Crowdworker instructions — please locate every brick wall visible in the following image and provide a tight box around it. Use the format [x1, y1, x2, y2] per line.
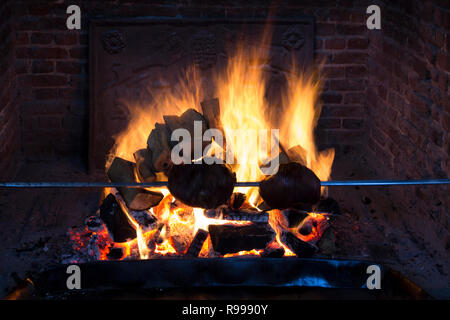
[366, 1, 449, 245]
[8, 0, 370, 162]
[0, 2, 21, 180]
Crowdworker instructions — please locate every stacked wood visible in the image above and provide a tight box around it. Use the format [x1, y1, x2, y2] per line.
[280, 231, 318, 258]
[208, 223, 275, 255]
[200, 98, 222, 131]
[164, 108, 208, 156]
[133, 149, 156, 182]
[185, 229, 209, 257]
[259, 162, 321, 209]
[99, 193, 136, 243]
[168, 158, 236, 208]
[147, 123, 172, 174]
[107, 157, 163, 210]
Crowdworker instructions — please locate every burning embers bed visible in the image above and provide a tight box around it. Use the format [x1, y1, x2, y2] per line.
[68, 186, 335, 262]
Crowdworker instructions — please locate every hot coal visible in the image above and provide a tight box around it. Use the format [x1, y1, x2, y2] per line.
[168, 159, 236, 209]
[208, 223, 275, 255]
[259, 162, 321, 209]
[99, 194, 136, 243]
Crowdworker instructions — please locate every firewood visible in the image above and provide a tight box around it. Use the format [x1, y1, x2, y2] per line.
[164, 108, 208, 155]
[285, 145, 308, 165]
[167, 158, 236, 208]
[107, 157, 163, 210]
[259, 162, 321, 209]
[228, 192, 246, 210]
[222, 208, 269, 223]
[280, 231, 317, 258]
[297, 215, 317, 236]
[99, 193, 136, 243]
[133, 149, 156, 182]
[280, 208, 309, 228]
[147, 123, 172, 173]
[261, 245, 285, 258]
[185, 229, 209, 257]
[208, 223, 275, 255]
[107, 247, 125, 260]
[200, 98, 222, 131]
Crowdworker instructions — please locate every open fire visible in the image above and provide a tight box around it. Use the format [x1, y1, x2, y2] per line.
[68, 26, 336, 263]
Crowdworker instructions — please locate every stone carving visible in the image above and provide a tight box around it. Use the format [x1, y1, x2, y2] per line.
[102, 30, 127, 54]
[192, 31, 217, 69]
[282, 27, 305, 50]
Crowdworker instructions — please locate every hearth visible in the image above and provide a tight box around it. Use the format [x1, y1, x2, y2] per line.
[1, 1, 449, 300]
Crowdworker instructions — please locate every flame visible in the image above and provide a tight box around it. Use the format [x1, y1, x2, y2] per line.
[79, 24, 336, 261]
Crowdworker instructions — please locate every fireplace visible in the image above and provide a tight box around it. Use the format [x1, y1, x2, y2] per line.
[0, 1, 449, 300]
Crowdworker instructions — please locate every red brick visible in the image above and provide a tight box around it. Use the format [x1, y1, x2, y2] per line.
[436, 51, 449, 72]
[333, 52, 367, 64]
[344, 92, 365, 104]
[34, 88, 58, 100]
[345, 65, 366, 77]
[55, 33, 78, 46]
[321, 92, 343, 104]
[15, 33, 29, 45]
[336, 24, 366, 36]
[32, 60, 54, 73]
[16, 47, 67, 59]
[325, 39, 346, 49]
[347, 38, 368, 49]
[342, 118, 363, 129]
[30, 75, 68, 87]
[56, 61, 83, 74]
[30, 32, 53, 44]
[316, 23, 335, 36]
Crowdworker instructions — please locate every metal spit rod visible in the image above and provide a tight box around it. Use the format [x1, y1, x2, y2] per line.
[0, 179, 448, 188]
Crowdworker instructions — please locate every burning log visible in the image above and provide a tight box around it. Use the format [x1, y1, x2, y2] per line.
[99, 193, 136, 243]
[259, 162, 321, 209]
[107, 157, 163, 210]
[164, 108, 208, 154]
[280, 231, 318, 258]
[280, 208, 309, 228]
[167, 159, 236, 209]
[229, 192, 246, 210]
[185, 229, 209, 257]
[285, 145, 308, 165]
[208, 223, 275, 255]
[261, 245, 285, 258]
[200, 98, 222, 131]
[133, 149, 156, 182]
[147, 123, 172, 173]
[222, 208, 269, 223]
